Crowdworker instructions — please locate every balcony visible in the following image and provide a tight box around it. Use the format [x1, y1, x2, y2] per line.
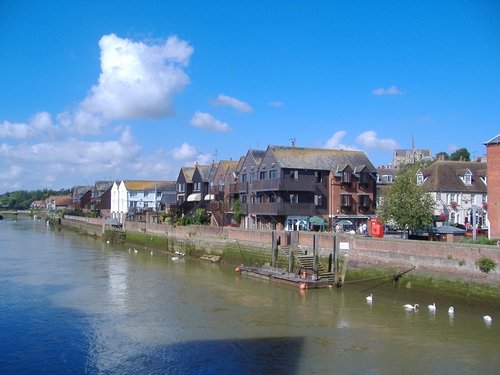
[249, 177, 317, 192]
[247, 202, 316, 216]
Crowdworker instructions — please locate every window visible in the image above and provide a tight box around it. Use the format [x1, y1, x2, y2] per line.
[315, 171, 323, 183]
[314, 194, 323, 206]
[290, 170, 299, 180]
[241, 174, 247, 182]
[269, 194, 276, 203]
[259, 171, 267, 180]
[341, 171, 351, 184]
[269, 170, 278, 179]
[194, 182, 201, 191]
[359, 195, 370, 208]
[416, 172, 424, 185]
[177, 183, 184, 192]
[448, 194, 456, 204]
[241, 195, 247, 203]
[130, 191, 137, 197]
[341, 194, 352, 207]
[359, 172, 370, 185]
[250, 172, 255, 182]
[290, 194, 298, 203]
[144, 191, 150, 197]
[463, 171, 472, 185]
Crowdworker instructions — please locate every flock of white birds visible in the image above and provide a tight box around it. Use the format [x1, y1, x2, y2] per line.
[365, 293, 493, 324]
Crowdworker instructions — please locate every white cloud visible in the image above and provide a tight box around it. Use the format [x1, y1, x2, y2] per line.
[0, 121, 30, 139]
[269, 101, 284, 108]
[171, 142, 197, 161]
[189, 112, 231, 132]
[356, 131, 398, 151]
[0, 111, 58, 139]
[81, 33, 193, 121]
[324, 131, 358, 150]
[0, 165, 23, 179]
[212, 94, 252, 113]
[372, 85, 403, 96]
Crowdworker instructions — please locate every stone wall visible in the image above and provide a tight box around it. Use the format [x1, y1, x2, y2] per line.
[64, 217, 500, 283]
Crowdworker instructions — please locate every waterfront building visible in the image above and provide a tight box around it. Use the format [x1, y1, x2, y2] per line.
[485, 134, 500, 238]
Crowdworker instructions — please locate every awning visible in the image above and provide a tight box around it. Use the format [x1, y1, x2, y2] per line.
[204, 194, 215, 201]
[187, 193, 201, 202]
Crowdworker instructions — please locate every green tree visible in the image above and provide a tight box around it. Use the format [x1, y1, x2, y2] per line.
[435, 151, 449, 160]
[378, 166, 435, 235]
[231, 199, 243, 223]
[450, 148, 470, 161]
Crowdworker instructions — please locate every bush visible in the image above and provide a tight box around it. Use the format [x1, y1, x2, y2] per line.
[476, 256, 496, 273]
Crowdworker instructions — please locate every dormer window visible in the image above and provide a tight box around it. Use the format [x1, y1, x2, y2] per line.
[341, 171, 351, 184]
[416, 171, 424, 185]
[463, 171, 472, 185]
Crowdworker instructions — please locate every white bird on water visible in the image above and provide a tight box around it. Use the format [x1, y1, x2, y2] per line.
[366, 293, 373, 303]
[484, 315, 493, 323]
[448, 306, 454, 315]
[428, 303, 436, 312]
[404, 304, 419, 311]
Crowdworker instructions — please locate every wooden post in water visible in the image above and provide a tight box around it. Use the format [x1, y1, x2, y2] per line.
[312, 234, 318, 278]
[271, 231, 278, 267]
[288, 247, 294, 273]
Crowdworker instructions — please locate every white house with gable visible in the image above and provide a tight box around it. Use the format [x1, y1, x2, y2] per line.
[111, 180, 175, 223]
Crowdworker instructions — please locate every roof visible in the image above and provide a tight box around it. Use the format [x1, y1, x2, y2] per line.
[180, 167, 195, 183]
[268, 145, 377, 173]
[484, 133, 500, 145]
[195, 164, 214, 182]
[249, 149, 266, 164]
[436, 225, 466, 234]
[123, 180, 173, 191]
[420, 160, 487, 193]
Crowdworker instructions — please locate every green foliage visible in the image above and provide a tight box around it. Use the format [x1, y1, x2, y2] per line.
[378, 166, 435, 233]
[460, 237, 497, 246]
[476, 256, 496, 273]
[178, 208, 210, 226]
[0, 189, 70, 210]
[450, 148, 470, 161]
[231, 199, 243, 223]
[458, 259, 466, 267]
[435, 151, 449, 160]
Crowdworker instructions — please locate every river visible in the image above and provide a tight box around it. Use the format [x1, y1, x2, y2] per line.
[1, 217, 499, 374]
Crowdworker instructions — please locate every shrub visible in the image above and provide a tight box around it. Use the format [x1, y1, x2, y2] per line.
[476, 256, 496, 273]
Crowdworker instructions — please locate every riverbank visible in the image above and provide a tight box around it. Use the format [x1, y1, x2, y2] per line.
[59, 217, 500, 299]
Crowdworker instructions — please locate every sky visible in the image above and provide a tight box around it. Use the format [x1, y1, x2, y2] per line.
[1, 0, 500, 193]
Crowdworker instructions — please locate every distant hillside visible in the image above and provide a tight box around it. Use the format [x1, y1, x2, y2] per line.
[0, 189, 71, 210]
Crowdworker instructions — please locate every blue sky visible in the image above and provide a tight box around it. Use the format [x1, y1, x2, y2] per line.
[1, 0, 499, 193]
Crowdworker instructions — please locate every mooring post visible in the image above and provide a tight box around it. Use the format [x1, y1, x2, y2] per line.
[271, 230, 278, 267]
[288, 247, 294, 273]
[313, 234, 318, 277]
[332, 235, 338, 277]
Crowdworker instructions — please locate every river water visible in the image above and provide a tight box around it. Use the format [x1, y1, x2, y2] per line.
[1, 217, 499, 374]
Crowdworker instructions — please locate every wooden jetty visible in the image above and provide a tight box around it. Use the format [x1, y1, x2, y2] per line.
[236, 265, 332, 289]
[235, 231, 345, 289]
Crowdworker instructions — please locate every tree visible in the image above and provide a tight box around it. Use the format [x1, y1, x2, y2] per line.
[378, 166, 435, 234]
[450, 148, 470, 161]
[435, 151, 449, 160]
[231, 199, 243, 223]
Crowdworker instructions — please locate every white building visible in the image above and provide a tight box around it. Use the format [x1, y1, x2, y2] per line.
[110, 180, 174, 223]
[417, 161, 488, 228]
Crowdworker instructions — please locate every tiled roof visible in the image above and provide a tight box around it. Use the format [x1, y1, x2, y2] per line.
[123, 180, 172, 191]
[195, 164, 213, 181]
[180, 167, 195, 182]
[484, 133, 500, 145]
[250, 149, 266, 164]
[268, 146, 377, 172]
[420, 160, 487, 193]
